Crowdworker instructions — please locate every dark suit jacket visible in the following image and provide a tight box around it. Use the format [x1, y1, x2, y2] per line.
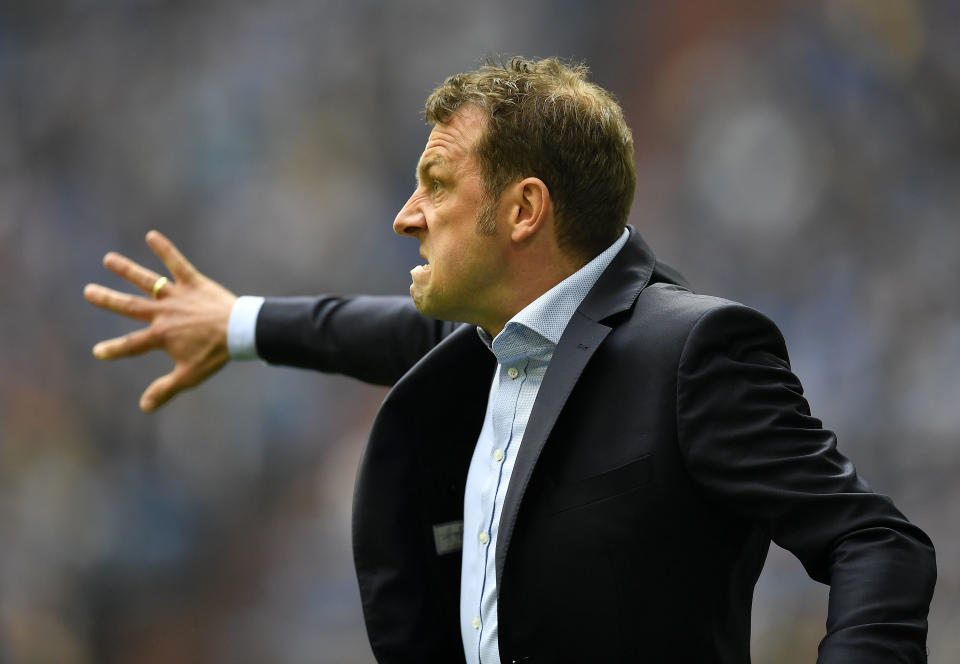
[254, 230, 935, 663]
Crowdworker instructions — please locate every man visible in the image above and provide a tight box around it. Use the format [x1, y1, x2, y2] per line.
[85, 57, 935, 663]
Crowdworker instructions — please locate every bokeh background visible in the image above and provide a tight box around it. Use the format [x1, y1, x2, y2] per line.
[1, 0, 957, 661]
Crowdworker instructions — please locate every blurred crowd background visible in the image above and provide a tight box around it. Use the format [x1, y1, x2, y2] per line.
[1, 0, 957, 662]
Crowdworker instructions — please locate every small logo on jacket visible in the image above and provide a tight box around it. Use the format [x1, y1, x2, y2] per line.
[432, 520, 464, 555]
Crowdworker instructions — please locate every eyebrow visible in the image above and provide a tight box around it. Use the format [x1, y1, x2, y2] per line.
[416, 156, 445, 187]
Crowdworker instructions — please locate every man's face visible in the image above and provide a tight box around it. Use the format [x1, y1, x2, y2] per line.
[393, 105, 507, 328]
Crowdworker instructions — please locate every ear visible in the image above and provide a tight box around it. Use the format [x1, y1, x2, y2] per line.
[506, 177, 552, 244]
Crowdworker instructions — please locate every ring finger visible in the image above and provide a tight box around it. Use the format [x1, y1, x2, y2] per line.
[103, 252, 170, 296]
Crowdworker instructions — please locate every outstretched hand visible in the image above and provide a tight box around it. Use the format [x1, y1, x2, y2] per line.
[84, 230, 238, 412]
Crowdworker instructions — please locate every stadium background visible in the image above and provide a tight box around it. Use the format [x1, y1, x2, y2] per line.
[1, 0, 957, 661]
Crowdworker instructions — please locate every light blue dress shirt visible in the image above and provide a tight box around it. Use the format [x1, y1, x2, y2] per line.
[460, 228, 629, 664]
[226, 228, 631, 664]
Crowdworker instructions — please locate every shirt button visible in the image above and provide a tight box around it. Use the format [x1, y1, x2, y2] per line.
[507, 367, 519, 379]
[472, 616, 481, 630]
[479, 532, 489, 545]
[493, 449, 504, 462]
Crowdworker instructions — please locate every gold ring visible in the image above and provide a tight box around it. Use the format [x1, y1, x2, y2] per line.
[151, 276, 169, 298]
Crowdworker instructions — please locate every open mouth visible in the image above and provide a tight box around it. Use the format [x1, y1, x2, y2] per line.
[410, 262, 432, 282]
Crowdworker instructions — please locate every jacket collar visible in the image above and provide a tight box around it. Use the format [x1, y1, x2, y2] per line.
[578, 225, 658, 323]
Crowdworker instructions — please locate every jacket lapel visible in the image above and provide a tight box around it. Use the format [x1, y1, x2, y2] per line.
[494, 228, 659, 585]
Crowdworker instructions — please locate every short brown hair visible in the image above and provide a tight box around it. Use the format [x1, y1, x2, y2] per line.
[425, 56, 636, 260]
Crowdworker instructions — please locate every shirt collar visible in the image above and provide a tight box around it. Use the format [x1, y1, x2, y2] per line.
[477, 227, 631, 349]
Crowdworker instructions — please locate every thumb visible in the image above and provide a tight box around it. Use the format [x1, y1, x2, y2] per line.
[140, 369, 184, 412]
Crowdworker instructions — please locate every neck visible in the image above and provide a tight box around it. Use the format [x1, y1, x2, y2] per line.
[478, 243, 585, 337]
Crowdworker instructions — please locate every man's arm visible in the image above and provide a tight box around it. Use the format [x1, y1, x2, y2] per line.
[255, 296, 458, 386]
[85, 231, 457, 409]
[675, 303, 936, 663]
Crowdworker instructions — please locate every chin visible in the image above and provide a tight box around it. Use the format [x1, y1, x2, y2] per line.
[410, 293, 426, 313]
[412, 297, 454, 323]
[410, 291, 435, 317]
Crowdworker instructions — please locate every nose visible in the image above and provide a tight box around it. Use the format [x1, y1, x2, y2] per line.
[393, 191, 426, 236]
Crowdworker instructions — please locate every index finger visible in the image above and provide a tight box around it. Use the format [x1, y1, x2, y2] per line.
[145, 230, 199, 284]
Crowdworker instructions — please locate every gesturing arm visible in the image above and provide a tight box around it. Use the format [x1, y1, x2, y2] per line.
[84, 230, 236, 412]
[85, 231, 458, 410]
[254, 295, 458, 386]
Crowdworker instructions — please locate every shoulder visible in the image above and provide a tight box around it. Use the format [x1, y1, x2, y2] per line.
[634, 282, 783, 339]
[613, 282, 789, 366]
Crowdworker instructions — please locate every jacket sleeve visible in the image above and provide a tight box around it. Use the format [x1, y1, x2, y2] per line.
[675, 303, 936, 663]
[254, 295, 459, 386]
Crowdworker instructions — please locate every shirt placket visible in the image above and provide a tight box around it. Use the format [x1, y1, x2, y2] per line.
[475, 354, 529, 663]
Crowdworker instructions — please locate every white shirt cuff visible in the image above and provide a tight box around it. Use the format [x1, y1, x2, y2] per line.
[227, 296, 265, 360]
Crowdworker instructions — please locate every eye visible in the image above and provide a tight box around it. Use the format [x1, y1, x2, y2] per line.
[432, 179, 441, 194]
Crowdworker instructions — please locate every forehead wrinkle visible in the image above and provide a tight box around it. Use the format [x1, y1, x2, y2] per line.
[415, 109, 486, 186]
[429, 120, 476, 155]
